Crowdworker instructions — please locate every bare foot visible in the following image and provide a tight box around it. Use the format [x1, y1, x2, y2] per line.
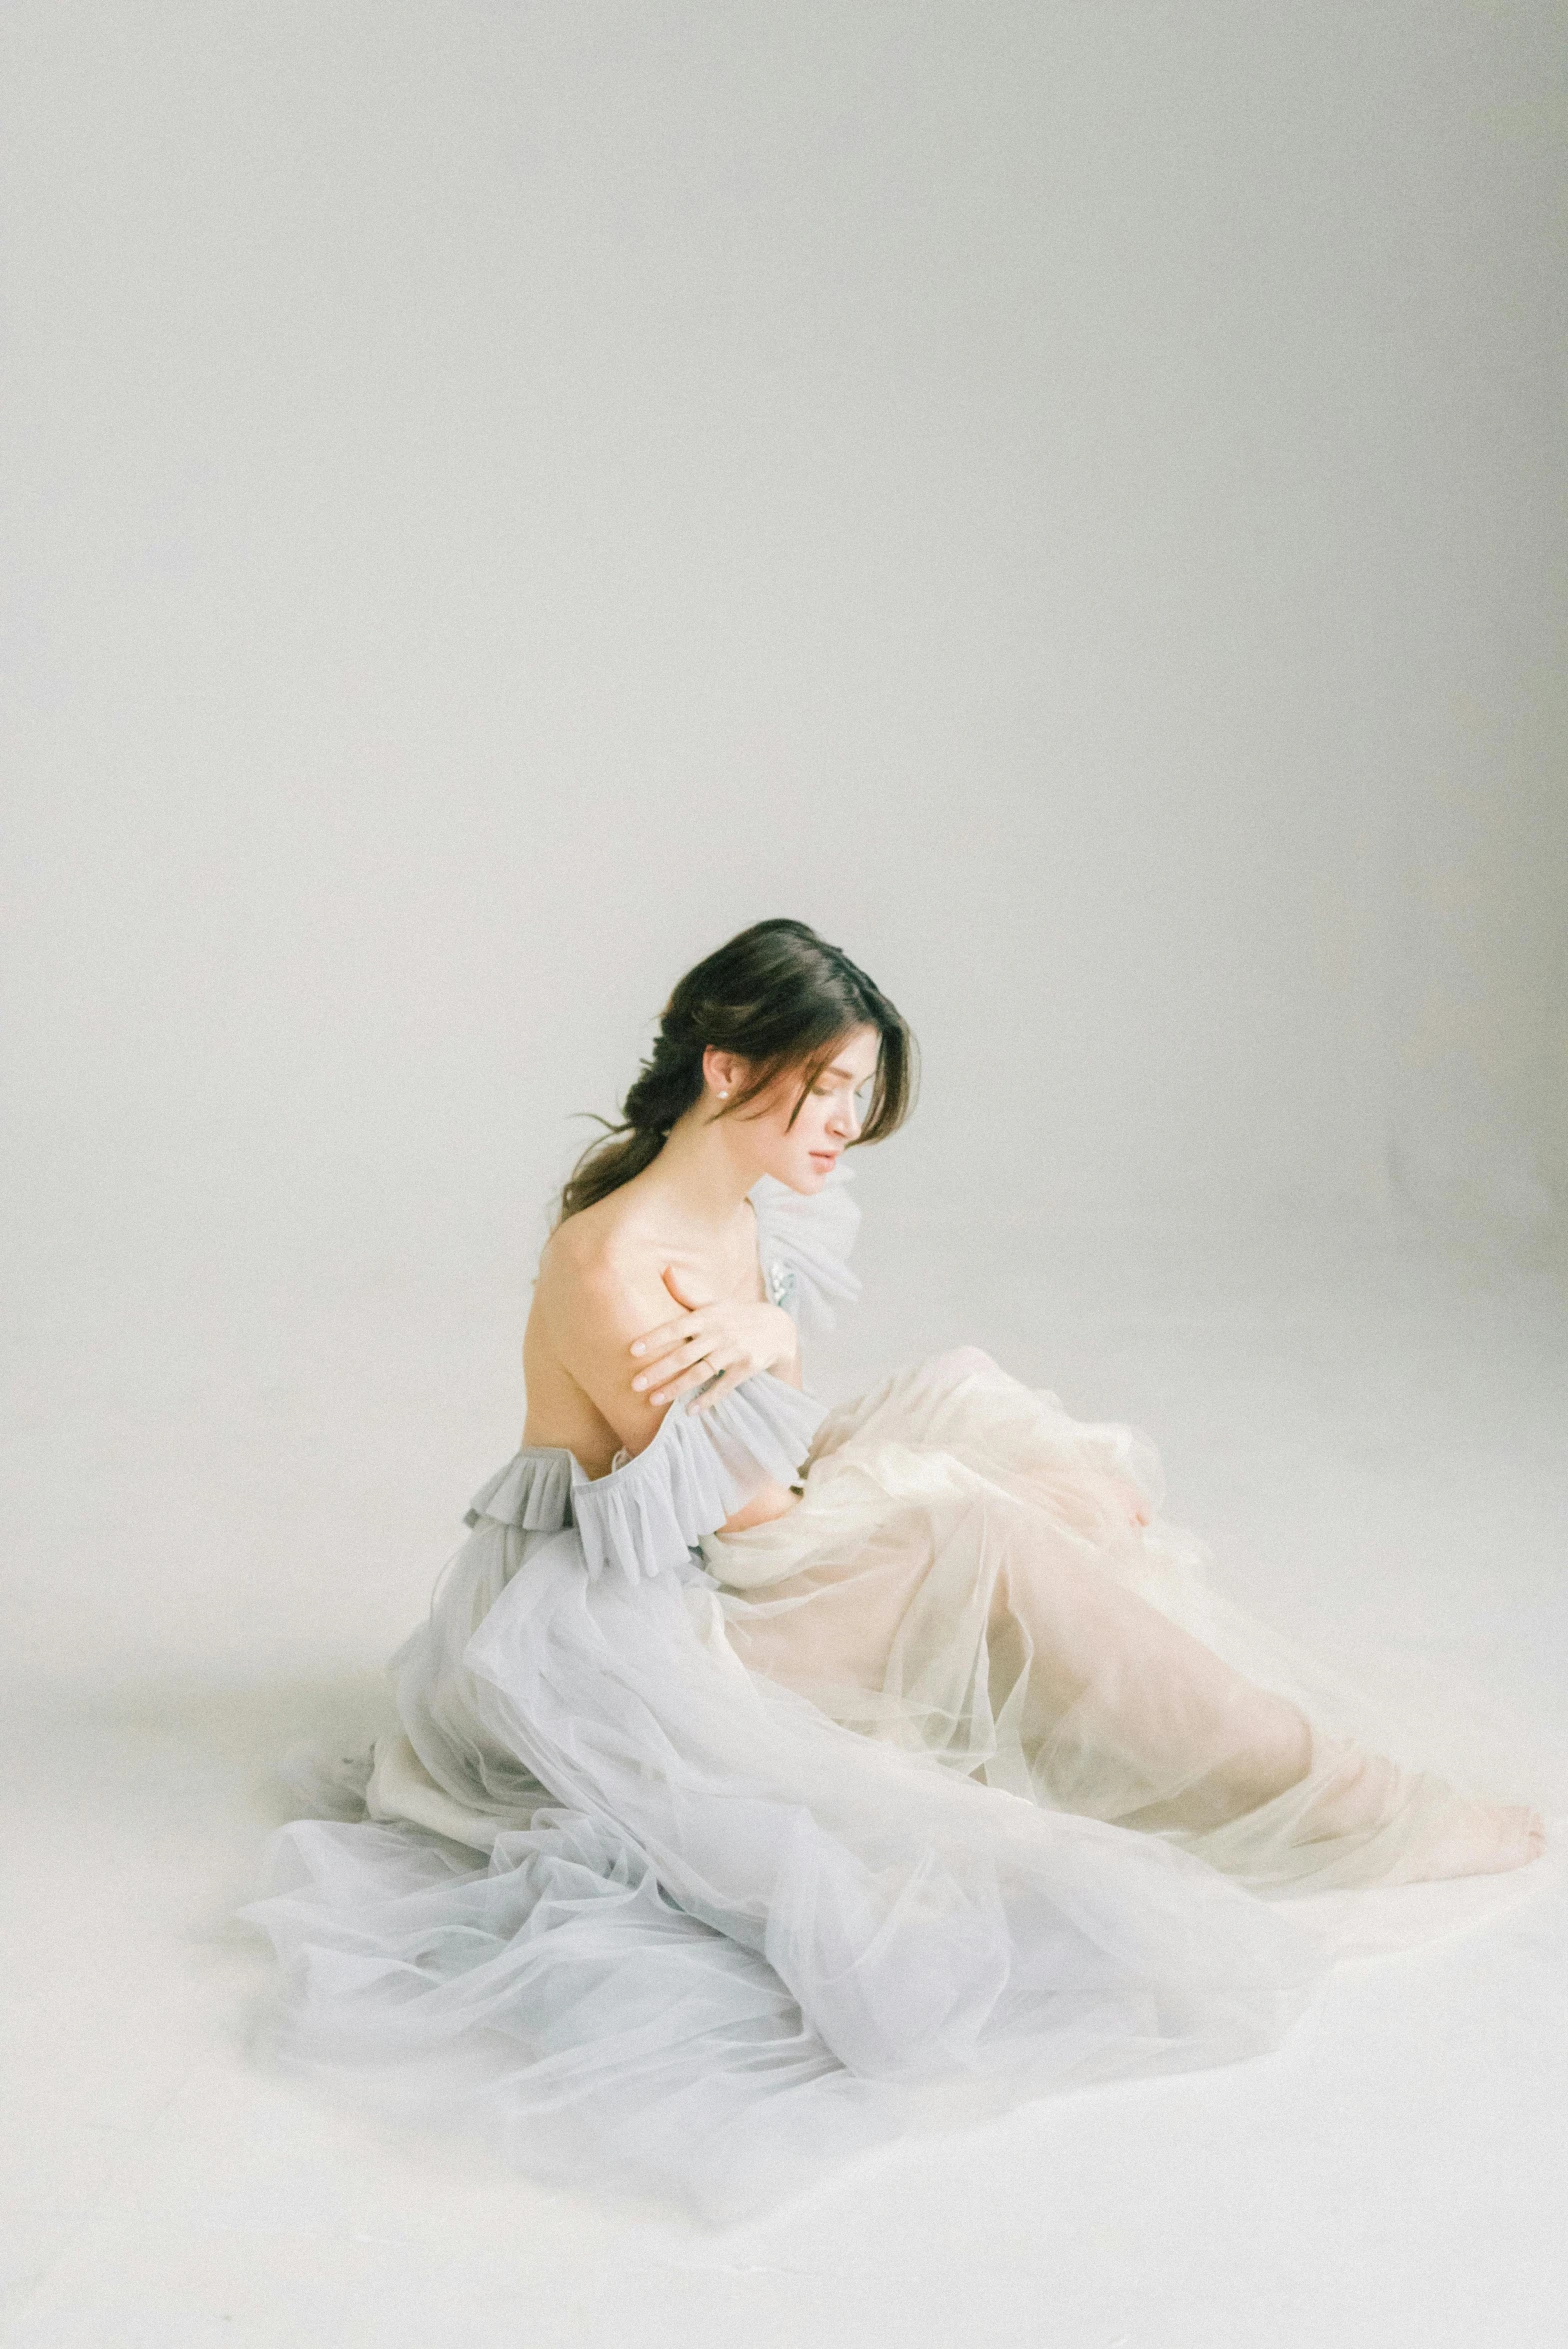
[1287, 1742, 1548, 1881]
[1415, 1799, 1547, 1881]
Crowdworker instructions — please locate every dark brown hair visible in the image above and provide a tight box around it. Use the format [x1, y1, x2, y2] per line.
[556, 918, 918, 1222]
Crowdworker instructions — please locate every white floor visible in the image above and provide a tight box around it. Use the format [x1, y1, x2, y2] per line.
[5, 1202, 1566, 2349]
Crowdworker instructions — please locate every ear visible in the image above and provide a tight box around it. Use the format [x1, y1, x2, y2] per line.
[701, 1045, 745, 1098]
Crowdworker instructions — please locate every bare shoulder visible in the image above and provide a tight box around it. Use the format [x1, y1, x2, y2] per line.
[525, 1193, 692, 1461]
[535, 1194, 669, 1335]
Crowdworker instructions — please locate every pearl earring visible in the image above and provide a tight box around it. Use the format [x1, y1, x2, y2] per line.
[717, 1088, 729, 1098]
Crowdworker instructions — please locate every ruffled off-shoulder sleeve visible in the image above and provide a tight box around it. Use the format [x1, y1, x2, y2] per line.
[463, 1373, 829, 1587]
[574, 1375, 826, 1584]
[463, 1448, 575, 1533]
[749, 1160, 862, 1335]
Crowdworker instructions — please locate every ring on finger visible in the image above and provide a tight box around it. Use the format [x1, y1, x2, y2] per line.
[654, 1353, 712, 1404]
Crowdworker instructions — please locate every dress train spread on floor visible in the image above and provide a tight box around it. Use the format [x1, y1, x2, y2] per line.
[242, 1167, 1553, 2218]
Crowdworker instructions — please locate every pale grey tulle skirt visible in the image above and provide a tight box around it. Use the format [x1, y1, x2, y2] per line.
[243, 1349, 1556, 2220]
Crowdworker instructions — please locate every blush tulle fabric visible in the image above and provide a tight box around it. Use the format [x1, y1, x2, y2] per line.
[243, 1171, 1556, 2219]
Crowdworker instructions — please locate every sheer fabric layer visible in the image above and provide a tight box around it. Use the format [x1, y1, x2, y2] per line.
[248, 1485, 1326, 2217]
[749, 1165, 862, 1333]
[463, 1374, 826, 1588]
[243, 1164, 1552, 2216]
[702, 1348, 1546, 1895]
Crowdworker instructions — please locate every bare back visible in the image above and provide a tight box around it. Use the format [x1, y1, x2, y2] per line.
[522, 1181, 788, 1496]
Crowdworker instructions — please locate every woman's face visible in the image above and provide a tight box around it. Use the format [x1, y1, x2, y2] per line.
[744, 1022, 881, 1193]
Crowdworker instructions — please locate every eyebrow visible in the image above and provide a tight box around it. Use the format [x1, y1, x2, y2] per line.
[823, 1064, 875, 1083]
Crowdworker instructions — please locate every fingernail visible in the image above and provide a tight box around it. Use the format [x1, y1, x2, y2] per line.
[632, 1377, 646, 1390]
[631, 1343, 644, 1356]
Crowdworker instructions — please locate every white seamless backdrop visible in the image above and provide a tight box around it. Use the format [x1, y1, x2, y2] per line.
[4, 15, 1568, 2343]
[2, 2, 1565, 1700]
[4, 2, 1565, 1268]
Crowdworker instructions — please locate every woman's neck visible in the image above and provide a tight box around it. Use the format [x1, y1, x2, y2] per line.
[632, 1105, 761, 1233]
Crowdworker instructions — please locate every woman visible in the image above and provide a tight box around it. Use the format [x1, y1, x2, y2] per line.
[246, 918, 1548, 2219]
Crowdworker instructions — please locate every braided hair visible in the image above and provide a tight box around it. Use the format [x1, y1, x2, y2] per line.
[556, 918, 917, 1222]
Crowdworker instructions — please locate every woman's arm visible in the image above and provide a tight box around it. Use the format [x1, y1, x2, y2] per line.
[532, 1233, 699, 1462]
[531, 1232, 807, 1533]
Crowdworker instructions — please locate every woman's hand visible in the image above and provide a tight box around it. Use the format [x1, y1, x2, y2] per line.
[629, 1264, 799, 1412]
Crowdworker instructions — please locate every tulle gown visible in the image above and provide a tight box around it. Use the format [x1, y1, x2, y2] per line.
[243, 1166, 1554, 2219]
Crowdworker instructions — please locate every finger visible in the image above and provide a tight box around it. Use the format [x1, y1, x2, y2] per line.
[689, 1364, 746, 1412]
[660, 1262, 714, 1310]
[647, 1350, 738, 1406]
[634, 1321, 709, 1363]
[632, 1332, 713, 1391]
[644, 1364, 709, 1405]
[630, 1314, 701, 1359]
[686, 1348, 748, 1409]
